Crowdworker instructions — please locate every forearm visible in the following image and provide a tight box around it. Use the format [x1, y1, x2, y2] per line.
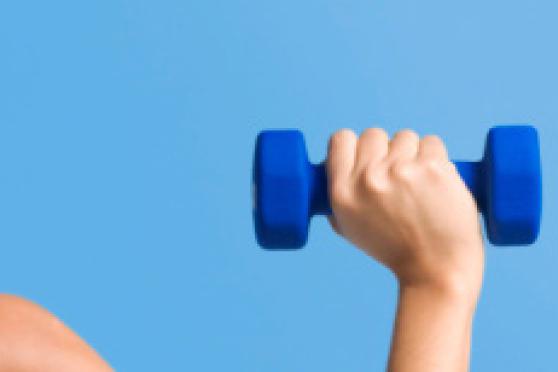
[387, 281, 477, 372]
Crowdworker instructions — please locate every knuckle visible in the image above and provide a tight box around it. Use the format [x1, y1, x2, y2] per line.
[395, 129, 420, 142]
[363, 166, 387, 192]
[422, 134, 443, 144]
[421, 134, 447, 151]
[330, 128, 356, 147]
[398, 128, 419, 138]
[361, 127, 388, 140]
[422, 158, 446, 176]
[421, 134, 445, 148]
[389, 161, 415, 182]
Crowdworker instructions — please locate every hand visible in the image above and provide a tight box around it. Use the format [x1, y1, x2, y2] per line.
[326, 128, 484, 300]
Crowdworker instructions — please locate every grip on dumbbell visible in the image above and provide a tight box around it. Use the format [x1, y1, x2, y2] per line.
[305, 161, 483, 216]
[254, 126, 542, 249]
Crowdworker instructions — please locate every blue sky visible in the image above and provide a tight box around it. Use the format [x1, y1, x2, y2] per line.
[0, 1, 556, 370]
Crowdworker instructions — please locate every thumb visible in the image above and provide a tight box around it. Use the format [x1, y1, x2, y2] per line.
[327, 215, 343, 236]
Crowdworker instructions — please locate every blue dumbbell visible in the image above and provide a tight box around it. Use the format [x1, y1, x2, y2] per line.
[253, 126, 542, 249]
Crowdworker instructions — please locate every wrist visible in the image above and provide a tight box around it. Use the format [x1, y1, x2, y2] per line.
[394, 241, 484, 309]
[398, 275, 481, 313]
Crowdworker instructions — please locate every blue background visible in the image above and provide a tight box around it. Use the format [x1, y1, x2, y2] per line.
[0, 1, 556, 371]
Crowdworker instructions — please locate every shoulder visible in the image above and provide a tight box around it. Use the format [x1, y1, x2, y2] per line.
[0, 294, 113, 372]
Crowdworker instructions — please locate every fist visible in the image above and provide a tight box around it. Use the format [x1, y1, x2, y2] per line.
[327, 128, 484, 294]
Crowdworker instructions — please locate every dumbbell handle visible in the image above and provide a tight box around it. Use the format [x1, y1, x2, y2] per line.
[309, 161, 484, 216]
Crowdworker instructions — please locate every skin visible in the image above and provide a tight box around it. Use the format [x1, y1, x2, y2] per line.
[327, 128, 484, 372]
[0, 294, 112, 372]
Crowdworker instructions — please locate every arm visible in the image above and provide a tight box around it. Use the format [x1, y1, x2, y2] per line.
[388, 281, 476, 372]
[326, 128, 484, 372]
[0, 294, 113, 372]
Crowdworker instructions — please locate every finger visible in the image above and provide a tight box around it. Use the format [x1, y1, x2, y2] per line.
[355, 128, 389, 171]
[417, 135, 449, 161]
[327, 129, 357, 181]
[386, 129, 420, 164]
